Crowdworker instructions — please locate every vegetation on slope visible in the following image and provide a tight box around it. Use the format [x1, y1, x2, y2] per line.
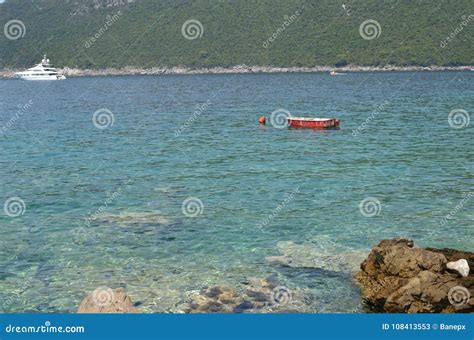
[0, 0, 473, 69]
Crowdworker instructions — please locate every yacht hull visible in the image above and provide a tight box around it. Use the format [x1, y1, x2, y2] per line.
[18, 75, 66, 81]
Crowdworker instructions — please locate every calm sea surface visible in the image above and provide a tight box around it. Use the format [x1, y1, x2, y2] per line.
[0, 72, 472, 312]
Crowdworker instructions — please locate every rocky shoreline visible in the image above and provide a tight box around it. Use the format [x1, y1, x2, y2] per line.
[1, 65, 473, 78]
[76, 238, 472, 314]
[356, 238, 473, 313]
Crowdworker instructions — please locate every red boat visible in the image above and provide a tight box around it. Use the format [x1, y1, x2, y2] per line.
[287, 117, 340, 129]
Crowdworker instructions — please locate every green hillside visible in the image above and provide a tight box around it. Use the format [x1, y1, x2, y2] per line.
[0, 0, 473, 69]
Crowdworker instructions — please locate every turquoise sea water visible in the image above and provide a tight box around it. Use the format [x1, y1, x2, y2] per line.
[0, 72, 472, 313]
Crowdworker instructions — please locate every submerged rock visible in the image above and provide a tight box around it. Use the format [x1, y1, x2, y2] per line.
[185, 285, 241, 313]
[266, 241, 367, 273]
[77, 287, 140, 313]
[183, 278, 305, 313]
[89, 211, 171, 225]
[356, 238, 473, 313]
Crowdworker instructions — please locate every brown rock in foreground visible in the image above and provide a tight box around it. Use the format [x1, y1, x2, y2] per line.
[356, 238, 473, 313]
[77, 287, 140, 313]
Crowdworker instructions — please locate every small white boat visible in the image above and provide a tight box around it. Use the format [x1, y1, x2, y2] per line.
[330, 70, 347, 76]
[15, 55, 66, 81]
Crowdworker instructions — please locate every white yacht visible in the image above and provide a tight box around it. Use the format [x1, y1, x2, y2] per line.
[15, 55, 66, 80]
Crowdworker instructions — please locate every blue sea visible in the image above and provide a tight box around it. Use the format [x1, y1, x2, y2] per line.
[0, 72, 472, 313]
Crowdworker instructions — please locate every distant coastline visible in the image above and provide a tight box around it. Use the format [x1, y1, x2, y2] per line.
[1, 64, 473, 78]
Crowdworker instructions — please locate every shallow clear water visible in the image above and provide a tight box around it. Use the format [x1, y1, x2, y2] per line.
[0, 72, 472, 313]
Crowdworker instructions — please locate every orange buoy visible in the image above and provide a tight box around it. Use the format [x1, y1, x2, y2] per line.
[259, 116, 266, 125]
